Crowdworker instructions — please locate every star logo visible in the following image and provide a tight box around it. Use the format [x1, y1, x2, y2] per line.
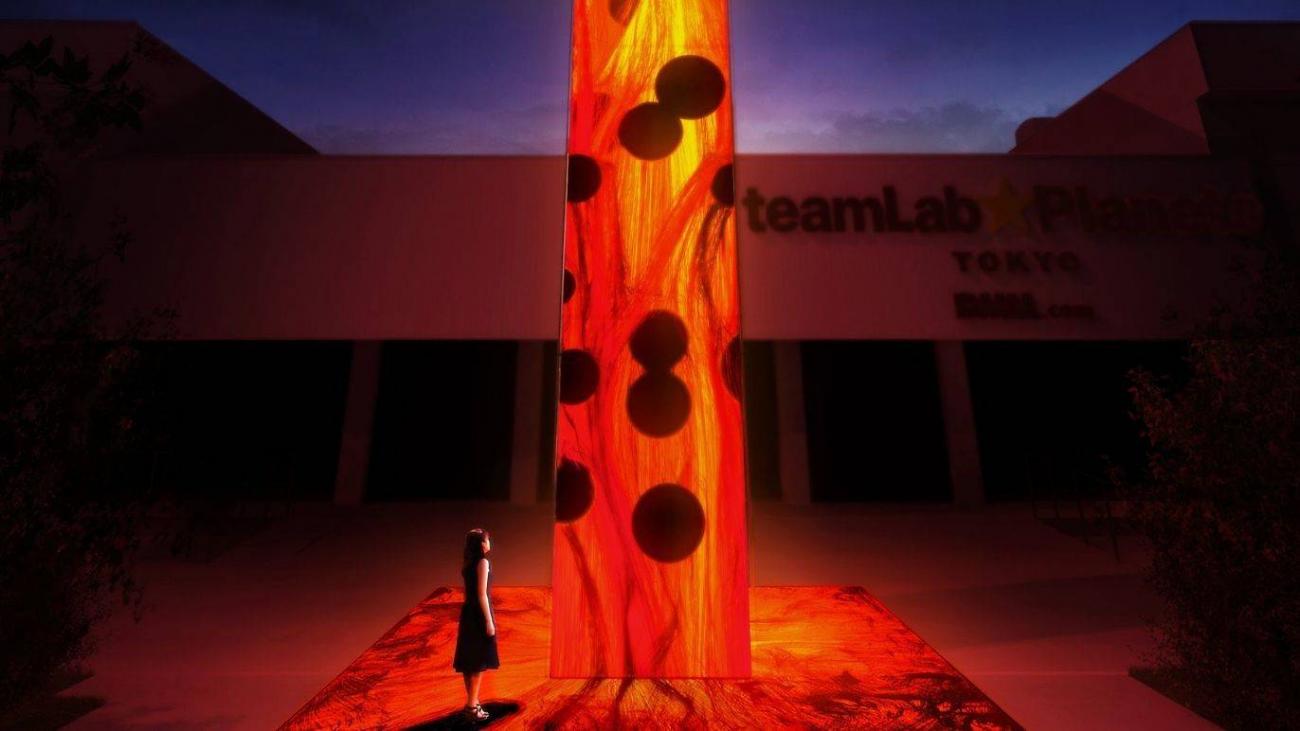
[978, 178, 1034, 234]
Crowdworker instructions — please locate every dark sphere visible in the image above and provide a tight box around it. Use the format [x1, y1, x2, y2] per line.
[563, 269, 576, 304]
[567, 154, 601, 203]
[711, 163, 735, 206]
[618, 102, 683, 160]
[559, 349, 599, 404]
[721, 335, 742, 399]
[629, 310, 688, 369]
[555, 458, 595, 522]
[627, 371, 691, 437]
[632, 483, 706, 562]
[655, 55, 726, 119]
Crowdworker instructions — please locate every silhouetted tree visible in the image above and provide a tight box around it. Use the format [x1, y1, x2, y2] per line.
[0, 36, 162, 711]
[1122, 172, 1299, 728]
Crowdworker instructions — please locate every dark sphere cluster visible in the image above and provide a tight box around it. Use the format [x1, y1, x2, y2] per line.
[626, 311, 691, 437]
[618, 55, 727, 161]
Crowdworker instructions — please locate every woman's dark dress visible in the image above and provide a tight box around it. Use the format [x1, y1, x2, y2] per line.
[452, 560, 500, 673]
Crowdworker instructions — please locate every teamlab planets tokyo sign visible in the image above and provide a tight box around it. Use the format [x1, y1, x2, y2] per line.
[740, 180, 1261, 237]
[734, 154, 1265, 340]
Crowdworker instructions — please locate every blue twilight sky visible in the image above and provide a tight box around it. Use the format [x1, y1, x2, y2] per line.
[6, 1, 1300, 154]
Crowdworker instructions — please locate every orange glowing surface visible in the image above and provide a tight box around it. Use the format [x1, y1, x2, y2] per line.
[280, 586, 1022, 729]
[551, 0, 749, 679]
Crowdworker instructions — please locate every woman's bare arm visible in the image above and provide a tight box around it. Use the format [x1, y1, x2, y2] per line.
[477, 558, 495, 636]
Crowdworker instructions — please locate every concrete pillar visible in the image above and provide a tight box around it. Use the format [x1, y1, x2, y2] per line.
[333, 341, 382, 505]
[509, 340, 545, 505]
[773, 341, 812, 505]
[934, 340, 985, 506]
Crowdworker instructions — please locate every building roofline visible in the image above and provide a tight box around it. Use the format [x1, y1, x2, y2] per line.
[0, 19, 142, 28]
[125, 22, 317, 154]
[1011, 22, 1201, 152]
[3, 18, 316, 154]
[89, 152, 565, 162]
[84, 151, 1251, 164]
[1017, 20, 1300, 151]
[1185, 19, 1300, 27]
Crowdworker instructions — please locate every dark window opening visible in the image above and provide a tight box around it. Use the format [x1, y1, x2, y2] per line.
[801, 341, 951, 502]
[366, 340, 517, 501]
[141, 340, 351, 501]
[965, 340, 1191, 502]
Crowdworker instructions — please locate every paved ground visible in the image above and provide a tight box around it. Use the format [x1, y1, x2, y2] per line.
[58, 500, 1217, 730]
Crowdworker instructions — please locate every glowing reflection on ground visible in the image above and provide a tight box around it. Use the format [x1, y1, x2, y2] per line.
[281, 586, 1021, 730]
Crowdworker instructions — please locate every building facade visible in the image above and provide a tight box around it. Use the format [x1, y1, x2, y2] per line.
[12, 20, 1298, 506]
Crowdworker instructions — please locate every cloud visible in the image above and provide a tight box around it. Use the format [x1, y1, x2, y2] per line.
[740, 101, 1031, 154]
[306, 100, 1046, 156]
[300, 102, 566, 155]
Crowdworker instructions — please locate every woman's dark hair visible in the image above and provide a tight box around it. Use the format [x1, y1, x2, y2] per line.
[462, 528, 490, 573]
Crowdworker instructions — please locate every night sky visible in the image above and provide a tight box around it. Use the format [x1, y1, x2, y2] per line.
[7, 0, 1300, 154]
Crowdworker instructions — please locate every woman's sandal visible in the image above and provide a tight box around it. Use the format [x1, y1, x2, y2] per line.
[469, 703, 489, 721]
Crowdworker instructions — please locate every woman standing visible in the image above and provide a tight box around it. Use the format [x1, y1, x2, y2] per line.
[453, 528, 499, 721]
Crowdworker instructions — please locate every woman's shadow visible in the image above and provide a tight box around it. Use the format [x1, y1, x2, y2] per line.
[404, 701, 522, 729]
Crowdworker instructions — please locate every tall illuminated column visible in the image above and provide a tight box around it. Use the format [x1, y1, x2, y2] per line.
[550, 0, 750, 677]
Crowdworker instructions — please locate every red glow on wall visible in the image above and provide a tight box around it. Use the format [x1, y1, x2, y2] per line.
[550, 0, 750, 678]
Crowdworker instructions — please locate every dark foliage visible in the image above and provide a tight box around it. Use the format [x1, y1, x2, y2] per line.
[1121, 174, 1300, 728]
[0, 36, 163, 711]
